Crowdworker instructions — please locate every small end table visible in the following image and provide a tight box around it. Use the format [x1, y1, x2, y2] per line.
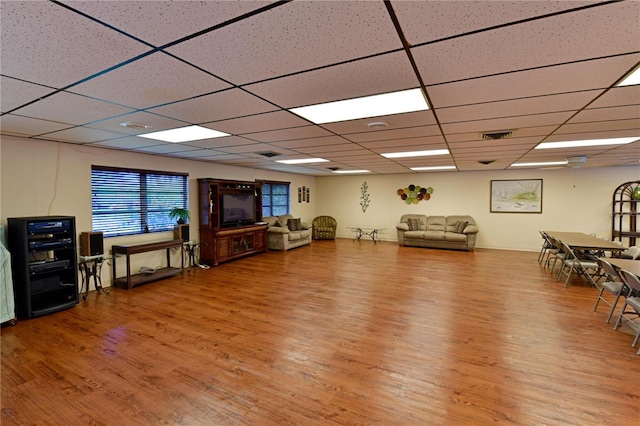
[78, 254, 114, 300]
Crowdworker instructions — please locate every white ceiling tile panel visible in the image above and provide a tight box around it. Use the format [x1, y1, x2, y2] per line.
[166, 1, 400, 85]
[69, 52, 231, 109]
[0, 115, 71, 137]
[321, 111, 437, 135]
[394, 1, 589, 45]
[410, 2, 640, 85]
[34, 127, 127, 144]
[358, 135, 446, 150]
[61, 1, 273, 47]
[242, 126, 333, 143]
[133, 143, 205, 155]
[207, 111, 310, 135]
[343, 126, 442, 143]
[245, 52, 418, 108]
[184, 136, 259, 150]
[90, 137, 167, 150]
[568, 106, 640, 123]
[0, 1, 149, 88]
[427, 55, 639, 109]
[587, 86, 640, 109]
[8, 92, 135, 127]
[270, 136, 347, 149]
[0, 77, 56, 113]
[437, 91, 602, 124]
[148, 89, 278, 124]
[551, 119, 640, 135]
[440, 111, 574, 135]
[87, 112, 190, 135]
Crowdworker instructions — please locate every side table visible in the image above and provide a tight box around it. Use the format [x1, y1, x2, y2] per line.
[78, 254, 114, 300]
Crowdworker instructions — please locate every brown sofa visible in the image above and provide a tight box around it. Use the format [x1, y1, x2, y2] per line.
[396, 214, 478, 251]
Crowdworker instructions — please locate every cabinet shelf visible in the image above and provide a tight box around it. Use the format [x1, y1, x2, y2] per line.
[198, 178, 267, 266]
[8, 216, 79, 319]
[611, 181, 640, 247]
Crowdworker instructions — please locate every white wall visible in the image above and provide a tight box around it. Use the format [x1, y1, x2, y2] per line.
[2, 134, 639, 267]
[1, 136, 316, 286]
[316, 166, 640, 251]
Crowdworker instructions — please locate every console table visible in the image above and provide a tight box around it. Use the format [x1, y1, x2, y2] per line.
[111, 239, 184, 290]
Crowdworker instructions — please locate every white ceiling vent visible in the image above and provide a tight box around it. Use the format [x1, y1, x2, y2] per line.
[566, 156, 587, 168]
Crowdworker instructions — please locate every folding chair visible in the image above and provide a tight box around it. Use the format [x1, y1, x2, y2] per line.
[593, 258, 627, 323]
[557, 241, 600, 287]
[613, 269, 640, 355]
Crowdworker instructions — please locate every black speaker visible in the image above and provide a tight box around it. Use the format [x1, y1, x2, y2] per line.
[79, 231, 104, 256]
[174, 224, 190, 241]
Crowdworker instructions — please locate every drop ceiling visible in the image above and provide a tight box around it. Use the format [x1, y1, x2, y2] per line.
[1, 0, 639, 176]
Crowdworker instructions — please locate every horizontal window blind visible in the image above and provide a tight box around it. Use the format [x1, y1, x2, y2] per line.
[91, 166, 188, 237]
[260, 181, 289, 217]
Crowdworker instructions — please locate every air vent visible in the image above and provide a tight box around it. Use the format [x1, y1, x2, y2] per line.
[120, 121, 151, 129]
[257, 151, 281, 158]
[478, 160, 496, 165]
[566, 156, 587, 168]
[482, 131, 513, 140]
[327, 167, 340, 171]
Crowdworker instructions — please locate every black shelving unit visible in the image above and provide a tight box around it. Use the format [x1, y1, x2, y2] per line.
[7, 216, 79, 318]
[611, 181, 640, 247]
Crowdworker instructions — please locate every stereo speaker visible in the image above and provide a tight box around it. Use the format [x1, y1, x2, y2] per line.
[174, 224, 190, 242]
[79, 231, 104, 256]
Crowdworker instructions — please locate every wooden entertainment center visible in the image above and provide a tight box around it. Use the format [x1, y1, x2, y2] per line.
[198, 178, 268, 266]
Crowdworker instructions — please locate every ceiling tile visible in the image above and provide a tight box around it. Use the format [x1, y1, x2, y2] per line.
[69, 52, 231, 109]
[13, 91, 135, 127]
[0, 1, 149, 88]
[1, 76, 56, 113]
[243, 126, 333, 143]
[166, 1, 401, 84]
[0, 114, 71, 137]
[148, 88, 278, 124]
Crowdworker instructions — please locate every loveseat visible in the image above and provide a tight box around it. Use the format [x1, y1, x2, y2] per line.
[263, 214, 312, 251]
[396, 214, 478, 251]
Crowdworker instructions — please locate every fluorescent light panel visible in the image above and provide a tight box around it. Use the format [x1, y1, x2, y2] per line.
[138, 125, 229, 143]
[410, 165, 457, 171]
[276, 158, 329, 165]
[511, 161, 568, 167]
[289, 88, 429, 124]
[535, 137, 638, 149]
[332, 170, 370, 174]
[381, 149, 450, 159]
[618, 66, 640, 87]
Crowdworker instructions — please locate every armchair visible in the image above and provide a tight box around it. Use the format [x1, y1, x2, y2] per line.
[312, 216, 337, 240]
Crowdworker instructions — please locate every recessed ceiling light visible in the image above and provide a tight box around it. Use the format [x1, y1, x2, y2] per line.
[535, 137, 638, 149]
[289, 88, 429, 124]
[138, 125, 229, 143]
[332, 170, 371, 174]
[275, 158, 329, 165]
[511, 161, 569, 167]
[381, 149, 450, 159]
[618, 66, 640, 87]
[410, 165, 457, 171]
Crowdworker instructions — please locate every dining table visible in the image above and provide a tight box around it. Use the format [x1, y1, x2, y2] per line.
[607, 258, 640, 277]
[544, 231, 627, 253]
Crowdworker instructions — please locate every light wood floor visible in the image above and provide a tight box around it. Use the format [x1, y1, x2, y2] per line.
[2, 239, 639, 425]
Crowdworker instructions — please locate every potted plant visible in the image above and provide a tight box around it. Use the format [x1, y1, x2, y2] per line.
[169, 207, 190, 224]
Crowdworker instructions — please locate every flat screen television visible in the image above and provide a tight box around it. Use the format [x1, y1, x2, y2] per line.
[221, 192, 255, 227]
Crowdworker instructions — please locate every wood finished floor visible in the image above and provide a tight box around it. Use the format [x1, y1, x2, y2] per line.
[2, 239, 639, 425]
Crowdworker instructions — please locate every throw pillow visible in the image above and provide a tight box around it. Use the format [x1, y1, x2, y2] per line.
[407, 218, 421, 231]
[454, 220, 468, 233]
[287, 218, 301, 231]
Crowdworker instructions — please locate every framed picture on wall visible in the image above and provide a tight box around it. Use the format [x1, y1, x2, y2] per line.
[490, 179, 542, 213]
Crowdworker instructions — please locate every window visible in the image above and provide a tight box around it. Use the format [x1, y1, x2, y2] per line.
[91, 166, 188, 237]
[260, 181, 290, 217]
